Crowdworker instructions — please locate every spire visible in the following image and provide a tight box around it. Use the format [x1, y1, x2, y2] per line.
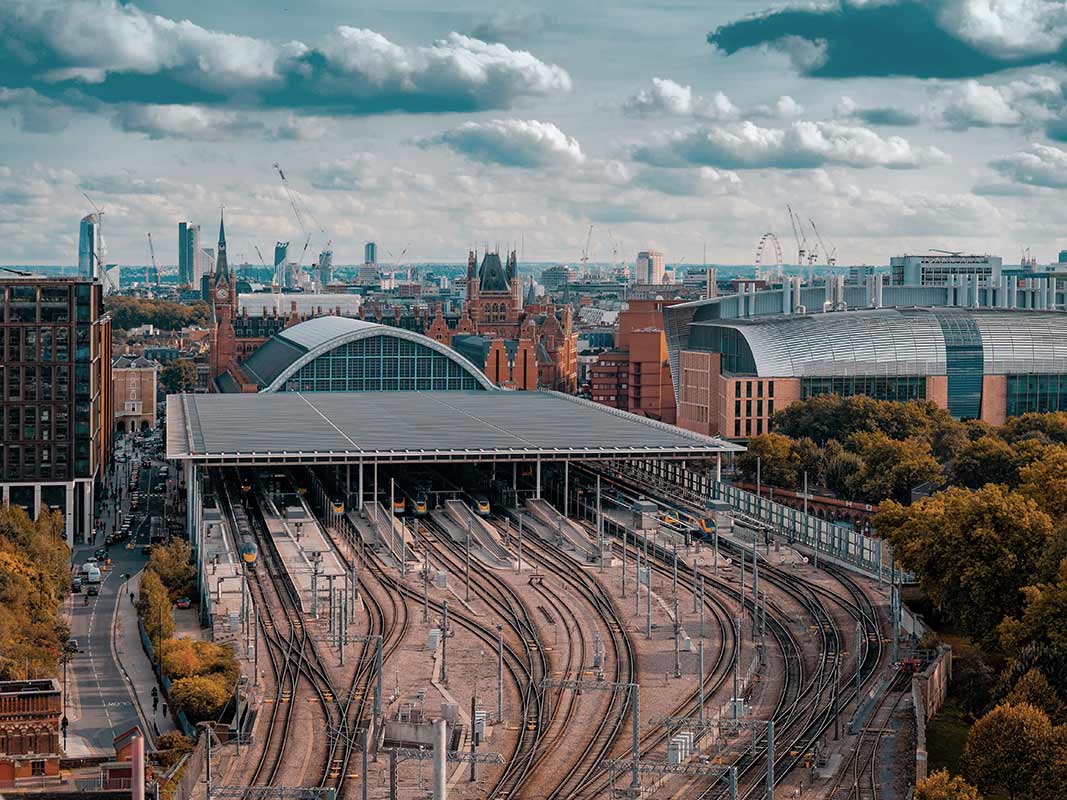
[216, 208, 228, 275]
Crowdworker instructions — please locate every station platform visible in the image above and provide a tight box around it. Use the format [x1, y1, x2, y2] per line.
[257, 490, 347, 617]
[433, 502, 513, 569]
[524, 498, 602, 562]
[199, 507, 247, 641]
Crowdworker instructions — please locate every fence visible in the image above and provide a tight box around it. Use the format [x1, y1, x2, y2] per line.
[710, 481, 899, 580]
[912, 645, 953, 782]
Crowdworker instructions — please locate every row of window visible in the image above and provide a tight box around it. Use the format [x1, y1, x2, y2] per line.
[2, 283, 94, 324]
[1006, 374, 1067, 416]
[4, 365, 92, 402]
[3, 403, 74, 443]
[800, 376, 927, 403]
[734, 379, 775, 399]
[2, 442, 89, 481]
[0, 324, 99, 363]
[734, 418, 765, 437]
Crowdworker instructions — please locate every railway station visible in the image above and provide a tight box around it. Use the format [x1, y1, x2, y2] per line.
[162, 320, 923, 800]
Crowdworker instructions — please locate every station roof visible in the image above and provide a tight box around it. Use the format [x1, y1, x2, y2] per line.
[166, 390, 742, 465]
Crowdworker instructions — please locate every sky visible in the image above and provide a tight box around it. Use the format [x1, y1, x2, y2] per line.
[4, 0, 1067, 268]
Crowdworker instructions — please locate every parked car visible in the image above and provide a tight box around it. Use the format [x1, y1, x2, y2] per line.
[175, 597, 191, 609]
[71, 576, 83, 593]
[87, 584, 99, 596]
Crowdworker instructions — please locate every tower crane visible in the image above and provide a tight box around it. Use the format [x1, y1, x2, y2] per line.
[809, 218, 837, 267]
[146, 232, 159, 288]
[580, 224, 594, 273]
[81, 192, 116, 293]
[787, 204, 806, 266]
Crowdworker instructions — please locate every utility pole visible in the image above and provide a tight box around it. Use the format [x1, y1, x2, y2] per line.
[441, 601, 449, 686]
[673, 594, 682, 678]
[465, 515, 472, 602]
[497, 631, 504, 723]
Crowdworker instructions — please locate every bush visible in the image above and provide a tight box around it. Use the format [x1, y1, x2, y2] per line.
[169, 675, 230, 723]
[153, 732, 194, 769]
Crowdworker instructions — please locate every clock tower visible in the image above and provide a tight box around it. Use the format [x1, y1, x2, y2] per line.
[209, 210, 239, 383]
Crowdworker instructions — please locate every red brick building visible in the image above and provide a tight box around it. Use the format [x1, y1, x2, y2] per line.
[590, 299, 678, 423]
[0, 679, 62, 787]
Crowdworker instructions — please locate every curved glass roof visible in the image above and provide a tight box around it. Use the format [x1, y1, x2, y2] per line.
[690, 308, 1067, 377]
[240, 316, 496, 391]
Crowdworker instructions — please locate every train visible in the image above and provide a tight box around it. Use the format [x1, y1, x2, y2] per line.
[409, 492, 428, 516]
[392, 497, 407, 514]
[470, 493, 491, 516]
[331, 498, 345, 514]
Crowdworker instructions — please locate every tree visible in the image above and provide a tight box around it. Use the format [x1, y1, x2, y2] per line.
[735, 433, 799, 488]
[105, 297, 210, 331]
[160, 359, 198, 395]
[148, 540, 196, 599]
[1019, 444, 1067, 519]
[951, 434, 1029, 489]
[1004, 412, 1067, 445]
[138, 570, 175, 651]
[915, 770, 983, 800]
[998, 561, 1067, 654]
[169, 674, 230, 723]
[846, 432, 943, 504]
[161, 638, 240, 686]
[154, 732, 194, 769]
[876, 485, 1054, 640]
[1003, 668, 1066, 724]
[963, 702, 1055, 800]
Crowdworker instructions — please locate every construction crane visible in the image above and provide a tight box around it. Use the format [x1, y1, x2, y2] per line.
[809, 219, 837, 267]
[272, 161, 321, 275]
[579, 224, 594, 273]
[930, 249, 964, 256]
[146, 232, 159, 288]
[81, 192, 116, 293]
[786, 205, 806, 266]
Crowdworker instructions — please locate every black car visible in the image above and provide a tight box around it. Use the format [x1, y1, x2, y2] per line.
[87, 584, 99, 597]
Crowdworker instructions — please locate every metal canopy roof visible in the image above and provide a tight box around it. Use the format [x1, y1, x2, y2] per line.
[166, 390, 742, 465]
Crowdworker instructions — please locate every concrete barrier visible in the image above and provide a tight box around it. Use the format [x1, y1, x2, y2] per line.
[912, 644, 952, 782]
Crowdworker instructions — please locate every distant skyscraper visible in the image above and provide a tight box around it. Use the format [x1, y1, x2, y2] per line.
[1059, 250, 1067, 264]
[274, 242, 289, 287]
[636, 250, 665, 284]
[318, 249, 333, 287]
[178, 222, 201, 287]
[365, 242, 377, 265]
[79, 214, 104, 279]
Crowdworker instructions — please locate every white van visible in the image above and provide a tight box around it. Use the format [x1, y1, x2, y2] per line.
[85, 566, 101, 584]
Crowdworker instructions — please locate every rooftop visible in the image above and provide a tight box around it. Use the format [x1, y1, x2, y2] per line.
[166, 390, 741, 464]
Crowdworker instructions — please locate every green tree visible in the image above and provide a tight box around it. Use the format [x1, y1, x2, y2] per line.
[951, 434, 1028, 489]
[105, 297, 210, 331]
[1003, 668, 1066, 724]
[846, 431, 943, 503]
[876, 485, 1054, 640]
[998, 561, 1067, 654]
[1004, 412, 1067, 445]
[161, 359, 198, 394]
[963, 702, 1055, 800]
[162, 638, 240, 686]
[914, 770, 983, 800]
[735, 433, 799, 489]
[169, 674, 230, 723]
[148, 539, 196, 600]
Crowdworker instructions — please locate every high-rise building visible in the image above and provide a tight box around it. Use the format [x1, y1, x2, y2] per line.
[274, 241, 289, 288]
[178, 222, 201, 287]
[319, 249, 333, 287]
[1058, 250, 1067, 264]
[365, 242, 377, 265]
[78, 214, 104, 280]
[541, 265, 572, 293]
[636, 250, 665, 284]
[889, 253, 1002, 286]
[0, 276, 113, 544]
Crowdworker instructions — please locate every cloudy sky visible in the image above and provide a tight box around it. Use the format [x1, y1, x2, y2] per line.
[4, 0, 1067, 267]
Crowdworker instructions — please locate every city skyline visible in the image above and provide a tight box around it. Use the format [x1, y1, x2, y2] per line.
[4, 0, 1067, 266]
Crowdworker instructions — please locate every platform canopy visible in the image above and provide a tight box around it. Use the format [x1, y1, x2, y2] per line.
[166, 390, 743, 466]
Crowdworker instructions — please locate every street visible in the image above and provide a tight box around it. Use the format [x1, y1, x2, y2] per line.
[64, 430, 170, 756]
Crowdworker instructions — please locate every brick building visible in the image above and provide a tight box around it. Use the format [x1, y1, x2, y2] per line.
[589, 299, 677, 423]
[0, 679, 62, 787]
[112, 355, 158, 432]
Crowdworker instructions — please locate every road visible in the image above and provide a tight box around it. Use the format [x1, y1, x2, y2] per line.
[64, 431, 166, 756]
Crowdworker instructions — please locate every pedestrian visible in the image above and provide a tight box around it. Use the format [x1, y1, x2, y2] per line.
[130, 591, 135, 605]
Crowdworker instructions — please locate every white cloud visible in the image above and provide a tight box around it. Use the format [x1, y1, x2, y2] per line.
[751, 95, 804, 119]
[991, 142, 1067, 188]
[939, 79, 1023, 128]
[308, 154, 435, 192]
[420, 118, 585, 168]
[621, 79, 801, 121]
[469, 9, 550, 44]
[936, 0, 1067, 60]
[633, 166, 742, 196]
[634, 120, 950, 170]
[1, 2, 571, 115]
[108, 103, 327, 140]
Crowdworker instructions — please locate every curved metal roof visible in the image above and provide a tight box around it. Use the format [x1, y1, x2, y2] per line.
[694, 308, 1067, 377]
[241, 316, 497, 392]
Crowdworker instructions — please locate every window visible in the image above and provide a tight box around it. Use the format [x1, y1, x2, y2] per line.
[734, 382, 741, 398]
[734, 420, 741, 437]
[746, 381, 752, 397]
[768, 381, 774, 398]
[756, 382, 763, 398]
[30, 761, 44, 777]
[734, 400, 741, 418]
[745, 400, 751, 417]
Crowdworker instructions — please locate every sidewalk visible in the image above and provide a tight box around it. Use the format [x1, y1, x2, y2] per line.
[113, 569, 179, 747]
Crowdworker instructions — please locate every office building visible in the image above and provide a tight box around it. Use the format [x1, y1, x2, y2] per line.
[273, 242, 289, 288]
[636, 250, 665, 285]
[666, 276, 1067, 437]
[78, 214, 104, 280]
[0, 277, 113, 544]
[890, 253, 1002, 286]
[318, 249, 333, 287]
[1058, 250, 1067, 265]
[178, 222, 201, 287]
[541, 265, 572, 293]
[365, 242, 377, 265]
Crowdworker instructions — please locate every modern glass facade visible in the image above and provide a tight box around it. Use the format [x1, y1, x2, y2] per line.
[801, 376, 927, 402]
[1006, 374, 1067, 417]
[281, 334, 486, 392]
[687, 325, 757, 374]
[934, 312, 983, 419]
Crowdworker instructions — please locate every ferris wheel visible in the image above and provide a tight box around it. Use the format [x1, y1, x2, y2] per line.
[754, 233, 783, 281]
